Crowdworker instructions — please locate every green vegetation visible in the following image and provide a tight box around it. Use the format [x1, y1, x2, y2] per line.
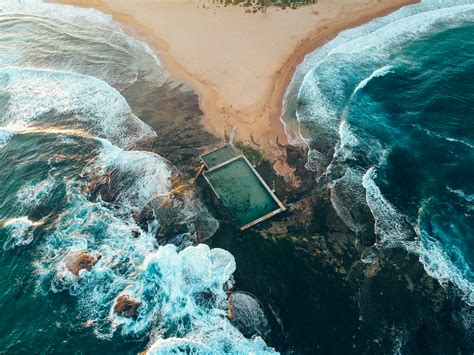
[218, 0, 317, 9]
[234, 140, 264, 165]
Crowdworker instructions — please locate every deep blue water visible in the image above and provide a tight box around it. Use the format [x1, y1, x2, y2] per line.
[359, 24, 474, 286]
[284, 1, 474, 304]
[1, 0, 473, 353]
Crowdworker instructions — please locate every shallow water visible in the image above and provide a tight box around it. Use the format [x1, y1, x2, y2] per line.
[283, 0, 474, 304]
[205, 158, 280, 227]
[0, 1, 273, 352]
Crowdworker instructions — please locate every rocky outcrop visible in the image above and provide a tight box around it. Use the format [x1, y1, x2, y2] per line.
[204, 142, 472, 353]
[65, 252, 100, 276]
[113, 295, 141, 319]
[227, 292, 270, 339]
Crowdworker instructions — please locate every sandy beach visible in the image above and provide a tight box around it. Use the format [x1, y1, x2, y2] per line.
[3, 2, 473, 353]
[49, 0, 417, 155]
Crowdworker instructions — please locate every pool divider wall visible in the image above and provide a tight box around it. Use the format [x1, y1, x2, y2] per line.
[237, 154, 286, 230]
[199, 146, 286, 231]
[205, 155, 242, 173]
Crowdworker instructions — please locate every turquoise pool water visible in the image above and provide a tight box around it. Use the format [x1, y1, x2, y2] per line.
[201, 145, 237, 168]
[205, 158, 281, 228]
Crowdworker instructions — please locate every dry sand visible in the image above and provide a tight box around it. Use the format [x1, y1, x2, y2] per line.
[50, 0, 417, 155]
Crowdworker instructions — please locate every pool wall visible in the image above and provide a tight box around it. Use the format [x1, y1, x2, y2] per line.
[201, 150, 286, 230]
[238, 155, 286, 230]
[200, 144, 239, 169]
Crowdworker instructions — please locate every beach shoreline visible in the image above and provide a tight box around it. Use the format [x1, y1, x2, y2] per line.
[48, 0, 418, 158]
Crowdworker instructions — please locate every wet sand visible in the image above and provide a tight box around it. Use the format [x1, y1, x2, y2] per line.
[37, 2, 471, 353]
[49, 0, 418, 158]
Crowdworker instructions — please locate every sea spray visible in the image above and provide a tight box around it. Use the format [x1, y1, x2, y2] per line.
[0, 1, 167, 91]
[283, 0, 474, 304]
[115, 244, 272, 352]
[2, 217, 39, 250]
[0, 1, 272, 352]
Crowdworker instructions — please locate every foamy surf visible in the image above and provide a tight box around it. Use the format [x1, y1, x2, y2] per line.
[0, 129, 14, 149]
[283, 0, 474, 305]
[2, 217, 39, 250]
[282, 0, 474, 154]
[0, 1, 273, 352]
[0, 67, 156, 149]
[119, 244, 273, 353]
[0, 1, 168, 91]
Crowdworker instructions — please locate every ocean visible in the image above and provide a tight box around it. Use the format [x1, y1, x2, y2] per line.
[0, 1, 272, 353]
[283, 0, 474, 305]
[1, 0, 473, 353]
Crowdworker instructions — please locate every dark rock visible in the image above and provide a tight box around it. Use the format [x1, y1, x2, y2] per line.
[227, 292, 270, 339]
[131, 210, 140, 221]
[122, 77, 218, 172]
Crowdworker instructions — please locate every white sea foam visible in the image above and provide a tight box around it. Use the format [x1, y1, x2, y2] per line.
[38, 185, 271, 350]
[114, 244, 242, 341]
[414, 198, 474, 305]
[0, 1, 266, 351]
[2, 216, 37, 250]
[447, 186, 474, 208]
[445, 137, 474, 149]
[362, 167, 415, 247]
[352, 66, 393, 97]
[282, 0, 474, 304]
[39, 176, 162, 330]
[391, 326, 408, 355]
[25, 133, 260, 350]
[417, 125, 474, 149]
[0, 67, 156, 149]
[0, 128, 14, 149]
[418, 233, 474, 305]
[0, 0, 118, 30]
[282, 0, 474, 147]
[3, 61, 255, 354]
[325, 120, 384, 234]
[0, 1, 168, 90]
[328, 167, 367, 235]
[361, 167, 474, 304]
[16, 176, 57, 210]
[93, 139, 173, 208]
[144, 264, 275, 353]
[332, 119, 360, 163]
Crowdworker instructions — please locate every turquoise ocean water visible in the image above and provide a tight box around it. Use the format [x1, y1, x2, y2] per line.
[1, 0, 474, 352]
[0, 1, 273, 353]
[283, 0, 474, 305]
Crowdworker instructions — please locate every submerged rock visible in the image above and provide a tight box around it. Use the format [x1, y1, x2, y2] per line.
[65, 252, 100, 276]
[113, 295, 141, 319]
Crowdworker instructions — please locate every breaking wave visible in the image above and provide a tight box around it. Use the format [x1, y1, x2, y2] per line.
[283, 0, 474, 304]
[0, 1, 273, 353]
[0, 67, 155, 149]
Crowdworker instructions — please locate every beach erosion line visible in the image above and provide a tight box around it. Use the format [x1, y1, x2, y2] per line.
[285, 0, 474, 304]
[48, 0, 419, 155]
[0, 23, 272, 355]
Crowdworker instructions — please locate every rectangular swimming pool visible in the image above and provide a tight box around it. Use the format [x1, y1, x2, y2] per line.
[200, 144, 237, 168]
[203, 156, 285, 230]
